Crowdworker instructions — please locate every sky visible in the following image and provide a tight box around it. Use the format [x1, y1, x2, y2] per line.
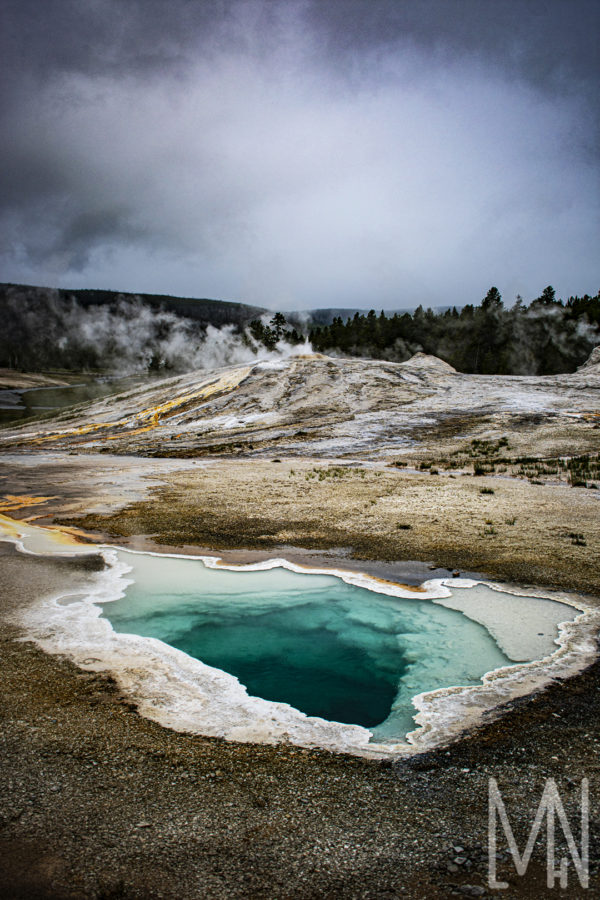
[0, 0, 598, 311]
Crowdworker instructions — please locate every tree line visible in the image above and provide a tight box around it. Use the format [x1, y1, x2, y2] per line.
[2, 281, 598, 376]
[305, 287, 600, 375]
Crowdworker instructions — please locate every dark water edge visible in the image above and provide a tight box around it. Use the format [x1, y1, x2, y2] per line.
[0, 374, 149, 425]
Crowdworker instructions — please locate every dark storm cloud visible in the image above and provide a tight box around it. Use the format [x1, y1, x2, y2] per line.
[0, 0, 598, 308]
[307, 0, 600, 98]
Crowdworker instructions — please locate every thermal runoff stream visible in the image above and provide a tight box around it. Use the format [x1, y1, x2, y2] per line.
[99, 550, 575, 740]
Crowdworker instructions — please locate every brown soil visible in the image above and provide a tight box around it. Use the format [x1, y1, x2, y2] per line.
[60, 458, 600, 597]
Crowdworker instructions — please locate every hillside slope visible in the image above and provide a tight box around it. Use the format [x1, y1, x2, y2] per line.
[0, 282, 268, 371]
[2, 352, 598, 460]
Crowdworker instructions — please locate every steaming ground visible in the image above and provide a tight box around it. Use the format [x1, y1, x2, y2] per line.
[1, 351, 599, 460]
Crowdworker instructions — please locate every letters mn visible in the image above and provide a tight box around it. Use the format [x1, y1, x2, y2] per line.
[488, 777, 589, 889]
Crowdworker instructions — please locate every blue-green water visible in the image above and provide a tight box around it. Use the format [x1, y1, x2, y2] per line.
[101, 551, 513, 737]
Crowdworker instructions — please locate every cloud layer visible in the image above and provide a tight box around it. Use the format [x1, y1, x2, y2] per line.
[1, 0, 598, 309]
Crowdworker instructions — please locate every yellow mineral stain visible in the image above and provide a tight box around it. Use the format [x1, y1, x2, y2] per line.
[0, 494, 57, 512]
[211, 558, 426, 592]
[0, 513, 21, 537]
[30, 365, 253, 445]
[132, 366, 253, 427]
[105, 424, 155, 440]
[34, 421, 120, 444]
[0, 512, 94, 551]
[46, 523, 97, 542]
[369, 575, 426, 593]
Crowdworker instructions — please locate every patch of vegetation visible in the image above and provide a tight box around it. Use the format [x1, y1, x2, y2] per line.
[396, 523, 412, 530]
[305, 466, 364, 482]
[469, 436, 510, 457]
[248, 312, 304, 351]
[563, 453, 600, 486]
[511, 452, 600, 487]
[480, 487, 495, 495]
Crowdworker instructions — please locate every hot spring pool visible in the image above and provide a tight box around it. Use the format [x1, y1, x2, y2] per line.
[3, 514, 597, 757]
[99, 550, 576, 740]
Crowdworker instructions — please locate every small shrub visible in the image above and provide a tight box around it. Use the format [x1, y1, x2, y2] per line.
[396, 523, 412, 530]
[480, 487, 495, 495]
[505, 516, 517, 525]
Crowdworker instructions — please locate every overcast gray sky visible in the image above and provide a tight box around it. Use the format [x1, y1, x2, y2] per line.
[1, 0, 598, 310]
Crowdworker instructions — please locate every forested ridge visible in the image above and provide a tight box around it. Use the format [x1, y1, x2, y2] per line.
[307, 287, 600, 375]
[0, 283, 266, 372]
[1, 281, 598, 376]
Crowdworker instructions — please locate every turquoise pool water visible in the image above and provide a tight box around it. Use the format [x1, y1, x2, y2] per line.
[100, 550, 514, 738]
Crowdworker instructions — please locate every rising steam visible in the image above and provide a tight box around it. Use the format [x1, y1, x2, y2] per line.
[0, 287, 311, 374]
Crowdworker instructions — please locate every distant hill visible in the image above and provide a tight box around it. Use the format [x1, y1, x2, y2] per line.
[0, 283, 266, 329]
[0, 282, 268, 372]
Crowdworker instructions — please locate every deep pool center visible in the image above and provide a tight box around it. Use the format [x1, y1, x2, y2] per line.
[99, 549, 578, 742]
